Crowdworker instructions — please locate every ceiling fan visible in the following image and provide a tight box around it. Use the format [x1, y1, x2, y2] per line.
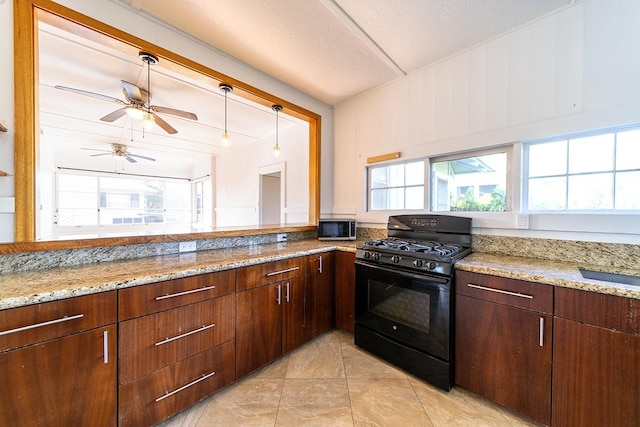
[83, 143, 156, 163]
[55, 52, 198, 134]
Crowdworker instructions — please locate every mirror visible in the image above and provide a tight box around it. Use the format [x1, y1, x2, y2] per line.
[11, 0, 320, 247]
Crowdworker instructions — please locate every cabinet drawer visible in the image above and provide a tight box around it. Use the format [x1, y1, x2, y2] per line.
[456, 271, 553, 314]
[237, 257, 309, 291]
[0, 291, 117, 352]
[555, 287, 640, 335]
[119, 294, 235, 382]
[118, 341, 235, 427]
[118, 269, 236, 320]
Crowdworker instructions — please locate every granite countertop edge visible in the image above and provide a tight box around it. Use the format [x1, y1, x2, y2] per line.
[3, 242, 639, 310]
[0, 241, 357, 310]
[456, 252, 640, 300]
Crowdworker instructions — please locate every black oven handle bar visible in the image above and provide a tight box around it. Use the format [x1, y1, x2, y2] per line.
[355, 260, 449, 285]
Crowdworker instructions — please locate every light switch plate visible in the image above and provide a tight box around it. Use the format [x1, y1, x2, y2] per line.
[516, 214, 529, 229]
[277, 233, 287, 242]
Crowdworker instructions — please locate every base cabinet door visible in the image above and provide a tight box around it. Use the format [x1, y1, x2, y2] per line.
[552, 318, 640, 427]
[335, 251, 355, 333]
[236, 283, 282, 378]
[0, 325, 117, 426]
[455, 294, 552, 425]
[310, 253, 335, 337]
[282, 275, 313, 353]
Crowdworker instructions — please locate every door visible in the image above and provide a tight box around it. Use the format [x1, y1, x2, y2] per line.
[259, 171, 282, 225]
[235, 284, 282, 378]
[455, 295, 552, 425]
[0, 325, 117, 426]
[335, 251, 355, 333]
[311, 253, 335, 337]
[282, 275, 312, 353]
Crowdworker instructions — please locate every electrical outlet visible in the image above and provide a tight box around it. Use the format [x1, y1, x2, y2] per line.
[178, 241, 197, 252]
[277, 233, 287, 242]
[516, 214, 529, 229]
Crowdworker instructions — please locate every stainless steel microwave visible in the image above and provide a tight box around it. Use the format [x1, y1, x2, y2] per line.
[318, 219, 357, 241]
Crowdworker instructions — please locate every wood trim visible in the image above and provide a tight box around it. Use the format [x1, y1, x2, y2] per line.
[12, 0, 320, 245]
[366, 152, 401, 164]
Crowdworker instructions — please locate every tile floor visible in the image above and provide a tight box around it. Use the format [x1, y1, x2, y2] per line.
[159, 330, 539, 426]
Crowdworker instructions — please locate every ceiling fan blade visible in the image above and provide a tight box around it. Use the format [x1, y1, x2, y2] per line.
[152, 113, 178, 134]
[90, 152, 113, 157]
[128, 153, 156, 162]
[55, 85, 126, 105]
[151, 106, 198, 121]
[100, 108, 129, 122]
[121, 80, 144, 102]
[81, 147, 111, 152]
[125, 156, 138, 163]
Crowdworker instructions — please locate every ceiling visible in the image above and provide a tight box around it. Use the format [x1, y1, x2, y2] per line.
[115, 0, 573, 105]
[39, 0, 573, 176]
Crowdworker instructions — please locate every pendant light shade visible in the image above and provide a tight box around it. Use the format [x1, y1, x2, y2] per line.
[220, 84, 233, 146]
[272, 104, 283, 158]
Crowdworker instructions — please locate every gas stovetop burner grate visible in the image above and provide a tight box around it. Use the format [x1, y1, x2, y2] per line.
[362, 238, 464, 258]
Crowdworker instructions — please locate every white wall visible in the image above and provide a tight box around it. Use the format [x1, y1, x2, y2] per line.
[0, 0, 334, 241]
[333, 0, 640, 243]
[215, 121, 309, 227]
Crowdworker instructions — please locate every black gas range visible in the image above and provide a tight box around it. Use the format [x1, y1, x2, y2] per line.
[354, 214, 472, 391]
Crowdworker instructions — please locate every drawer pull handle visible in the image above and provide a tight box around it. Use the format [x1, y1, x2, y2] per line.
[155, 285, 217, 301]
[467, 284, 534, 299]
[0, 313, 84, 337]
[155, 323, 215, 346]
[155, 371, 216, 402]
[266, 266, 300, 277]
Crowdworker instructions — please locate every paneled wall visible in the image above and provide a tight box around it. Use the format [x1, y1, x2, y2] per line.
[333, 0, 640, 242]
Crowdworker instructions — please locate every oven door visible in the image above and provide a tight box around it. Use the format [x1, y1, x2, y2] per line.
[355, 260, 451, 361]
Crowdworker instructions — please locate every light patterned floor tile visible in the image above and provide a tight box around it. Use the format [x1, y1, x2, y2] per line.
[286, 331, 345, 379]
[195, 379, 284, 426]
[275, 378, 353, 426]
[348, 378, 433, 427]
[409, 377, 514, 426]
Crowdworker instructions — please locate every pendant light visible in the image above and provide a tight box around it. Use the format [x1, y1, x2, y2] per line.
[272, 104, 283, 158]
[219, 84, 233, 146]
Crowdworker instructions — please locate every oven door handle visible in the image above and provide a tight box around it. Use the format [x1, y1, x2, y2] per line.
[355, 260, 449, 285]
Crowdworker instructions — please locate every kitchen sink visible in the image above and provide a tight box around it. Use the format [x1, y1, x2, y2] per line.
[579, 268, 640, 287]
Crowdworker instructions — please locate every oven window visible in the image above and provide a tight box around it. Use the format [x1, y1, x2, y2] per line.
[369, 278, 430, 333]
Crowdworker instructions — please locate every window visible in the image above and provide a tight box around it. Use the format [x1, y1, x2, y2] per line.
[56, 173, 192, 227]
[431, 150, 508, 212]
[525, 127, 640, 211]
[368, 160, 425, 210]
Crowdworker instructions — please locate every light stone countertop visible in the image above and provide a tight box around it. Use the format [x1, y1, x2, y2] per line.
[0, 240, 357, 311]
[456, 252, 640, 300]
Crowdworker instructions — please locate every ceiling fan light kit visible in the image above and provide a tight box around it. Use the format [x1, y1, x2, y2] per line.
[272, 104, 283, 158]
[54, 51, 198, 136]
[219, 83, 233, 147]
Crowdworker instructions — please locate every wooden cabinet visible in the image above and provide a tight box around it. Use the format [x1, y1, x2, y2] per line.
[310, 252, 335, 337]
[455, 271, 553, 426]
[0, 292, 117, 426]
[118, 270, 236, 427]
[552, 287, 640, 427]
[335, 251, 355, 333]
[236, 256, 314, 378]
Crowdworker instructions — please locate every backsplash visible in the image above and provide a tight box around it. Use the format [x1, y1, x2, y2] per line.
[472, 235, 640, 270]
[0, 231, 316, 274]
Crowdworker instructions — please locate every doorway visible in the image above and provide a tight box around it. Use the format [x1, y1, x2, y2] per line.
[259, 163, 285, 225]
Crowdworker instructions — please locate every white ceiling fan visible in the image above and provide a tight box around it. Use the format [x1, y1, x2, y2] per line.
[83, 143, 156, 163]
[55, 52, 198, 134]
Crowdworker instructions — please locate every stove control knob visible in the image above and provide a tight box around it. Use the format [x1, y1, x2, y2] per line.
[391, 255, 401, 264]
[363, 251, 371, 259]
[413, 259, 423, 268]
[373, 253, 380, 261]
[427, 261, 437, 270]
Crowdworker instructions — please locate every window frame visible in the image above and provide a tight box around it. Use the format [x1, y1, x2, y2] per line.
[429, 145, 513, 213]
[523, 125, 640, 213]
[365, 158, 427, 212]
